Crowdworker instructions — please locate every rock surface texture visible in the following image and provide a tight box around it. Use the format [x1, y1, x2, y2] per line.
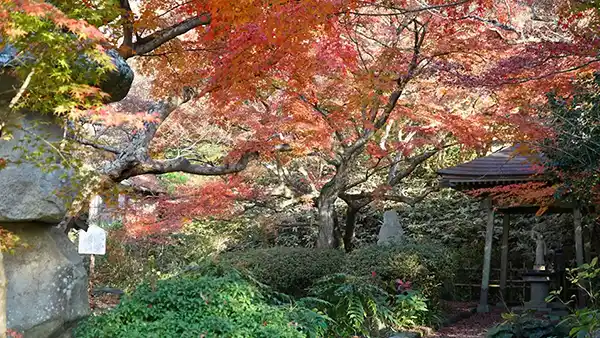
[0, 40, 133, 337]
[0, 112, 72, 223]
[4, 224, 88, 338]
[377, 210, 404, 245]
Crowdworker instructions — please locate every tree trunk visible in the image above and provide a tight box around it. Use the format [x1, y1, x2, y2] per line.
[332, 208, 342, 248]
[316, 194, 338, 248]
[343, 207, 360, 252]
[316, 156, 354, 249]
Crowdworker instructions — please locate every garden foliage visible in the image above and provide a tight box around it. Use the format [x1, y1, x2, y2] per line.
[76, 265, 329, 338]
[549, 257, 600, 337]
[486, 312, 571, 338]
[219, 247, 346, 296]
[218, 241, 454, 300]
[305, 273, 398, 337]
[345, 242, 456, 300]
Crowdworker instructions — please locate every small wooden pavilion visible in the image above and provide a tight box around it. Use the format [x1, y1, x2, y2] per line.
[437, 146, 586, 312]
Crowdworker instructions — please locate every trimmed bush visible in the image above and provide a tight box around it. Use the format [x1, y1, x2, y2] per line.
[218, 247, 346, 296]
[75, 267, 328, 338]
[218, 243, 455, 300]
[345, 241, 456, 300]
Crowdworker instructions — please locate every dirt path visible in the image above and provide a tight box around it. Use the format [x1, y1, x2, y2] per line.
[428, 304, 505, 338]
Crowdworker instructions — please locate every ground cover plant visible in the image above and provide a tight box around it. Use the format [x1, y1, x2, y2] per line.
[76, 264, 330, 338]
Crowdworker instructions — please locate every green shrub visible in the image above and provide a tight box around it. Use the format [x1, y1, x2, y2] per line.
[302, 273, 432, 336]
[547, 257, 600, 337]
[486, 312, 571, 338]
[75, 267, 328, 338]
[345, 241, 456, 300]
[305, 273, 397, 337]
[218, 247, 346, 296]
[393, 289, 430, 329]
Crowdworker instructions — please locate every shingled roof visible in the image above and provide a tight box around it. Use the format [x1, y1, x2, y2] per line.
[438, 146, 548, 190]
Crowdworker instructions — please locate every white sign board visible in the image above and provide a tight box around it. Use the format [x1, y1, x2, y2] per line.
[78, 225, 106, 255]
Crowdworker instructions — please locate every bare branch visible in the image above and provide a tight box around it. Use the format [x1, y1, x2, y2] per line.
[141, 151, 259, 177]
[9, 69, 35, 109]
[383, 186, 438, 206]
[389, 143, 456, 186]
[345, 20, 426, 158]
[345, 0, 470, 17]
[462, 15, 519, 33]
[70, 135, 121, 154]
[129, 14, 212, 58]
[389, 149, 438, 186]
[340, 184, 438, 207]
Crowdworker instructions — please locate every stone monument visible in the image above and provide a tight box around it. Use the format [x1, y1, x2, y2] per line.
[377, 210, 404, 245]
[0, 40, 133, 337]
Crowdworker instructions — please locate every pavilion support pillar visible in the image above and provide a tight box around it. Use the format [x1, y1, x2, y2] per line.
[574, 207, 586, 307]
[478, 197, 494, 313]
[499, 214, 510, 304]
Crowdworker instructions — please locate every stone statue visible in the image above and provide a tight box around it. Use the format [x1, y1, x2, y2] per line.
[533, 229, 547, 271]
[531, 223, 547, 271]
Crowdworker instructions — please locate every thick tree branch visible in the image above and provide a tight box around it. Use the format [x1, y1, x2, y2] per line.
[138, 151, 259, 177]
[389, 143, 455, 186]
[119, 0, 134, 54]
[339, 192, 372, 209]
[384, 186, 438, 205]
[9, 69, 34, 109]
[346, 0, 470, 16]
[127, 14, 212, 58]
[462, 15, 519, 33]
[388, 149, 438, 186]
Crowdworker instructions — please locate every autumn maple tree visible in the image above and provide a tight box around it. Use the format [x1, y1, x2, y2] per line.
[3, 0, 600, 248]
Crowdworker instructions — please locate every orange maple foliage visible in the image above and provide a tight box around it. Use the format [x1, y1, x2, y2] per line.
[0, 0, 105, 41]
[125, 0, 600, 244]
[6, 0, 600, 245]
[122, 176, 260, 238]
[469, 182, 559, 212]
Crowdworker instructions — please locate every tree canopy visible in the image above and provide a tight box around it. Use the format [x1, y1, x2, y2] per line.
[2, 0, 600, 247]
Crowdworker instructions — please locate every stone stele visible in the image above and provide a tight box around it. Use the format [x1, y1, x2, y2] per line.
[377, 210, 404, 245]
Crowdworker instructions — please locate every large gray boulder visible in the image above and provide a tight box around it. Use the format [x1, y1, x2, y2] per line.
[0, 41, 134, 102]
[3, 224, 88, 337]
[0, 37, 134, 223]
[0, 111, 72, 223]
[0, 35, 134, 337]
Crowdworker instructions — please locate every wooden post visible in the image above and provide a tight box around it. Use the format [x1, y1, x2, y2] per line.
[89, 254, 95, 293]
[478, 197, 494, 313]
[499, 214, 510, 304]
[574, 208, 586, 307]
